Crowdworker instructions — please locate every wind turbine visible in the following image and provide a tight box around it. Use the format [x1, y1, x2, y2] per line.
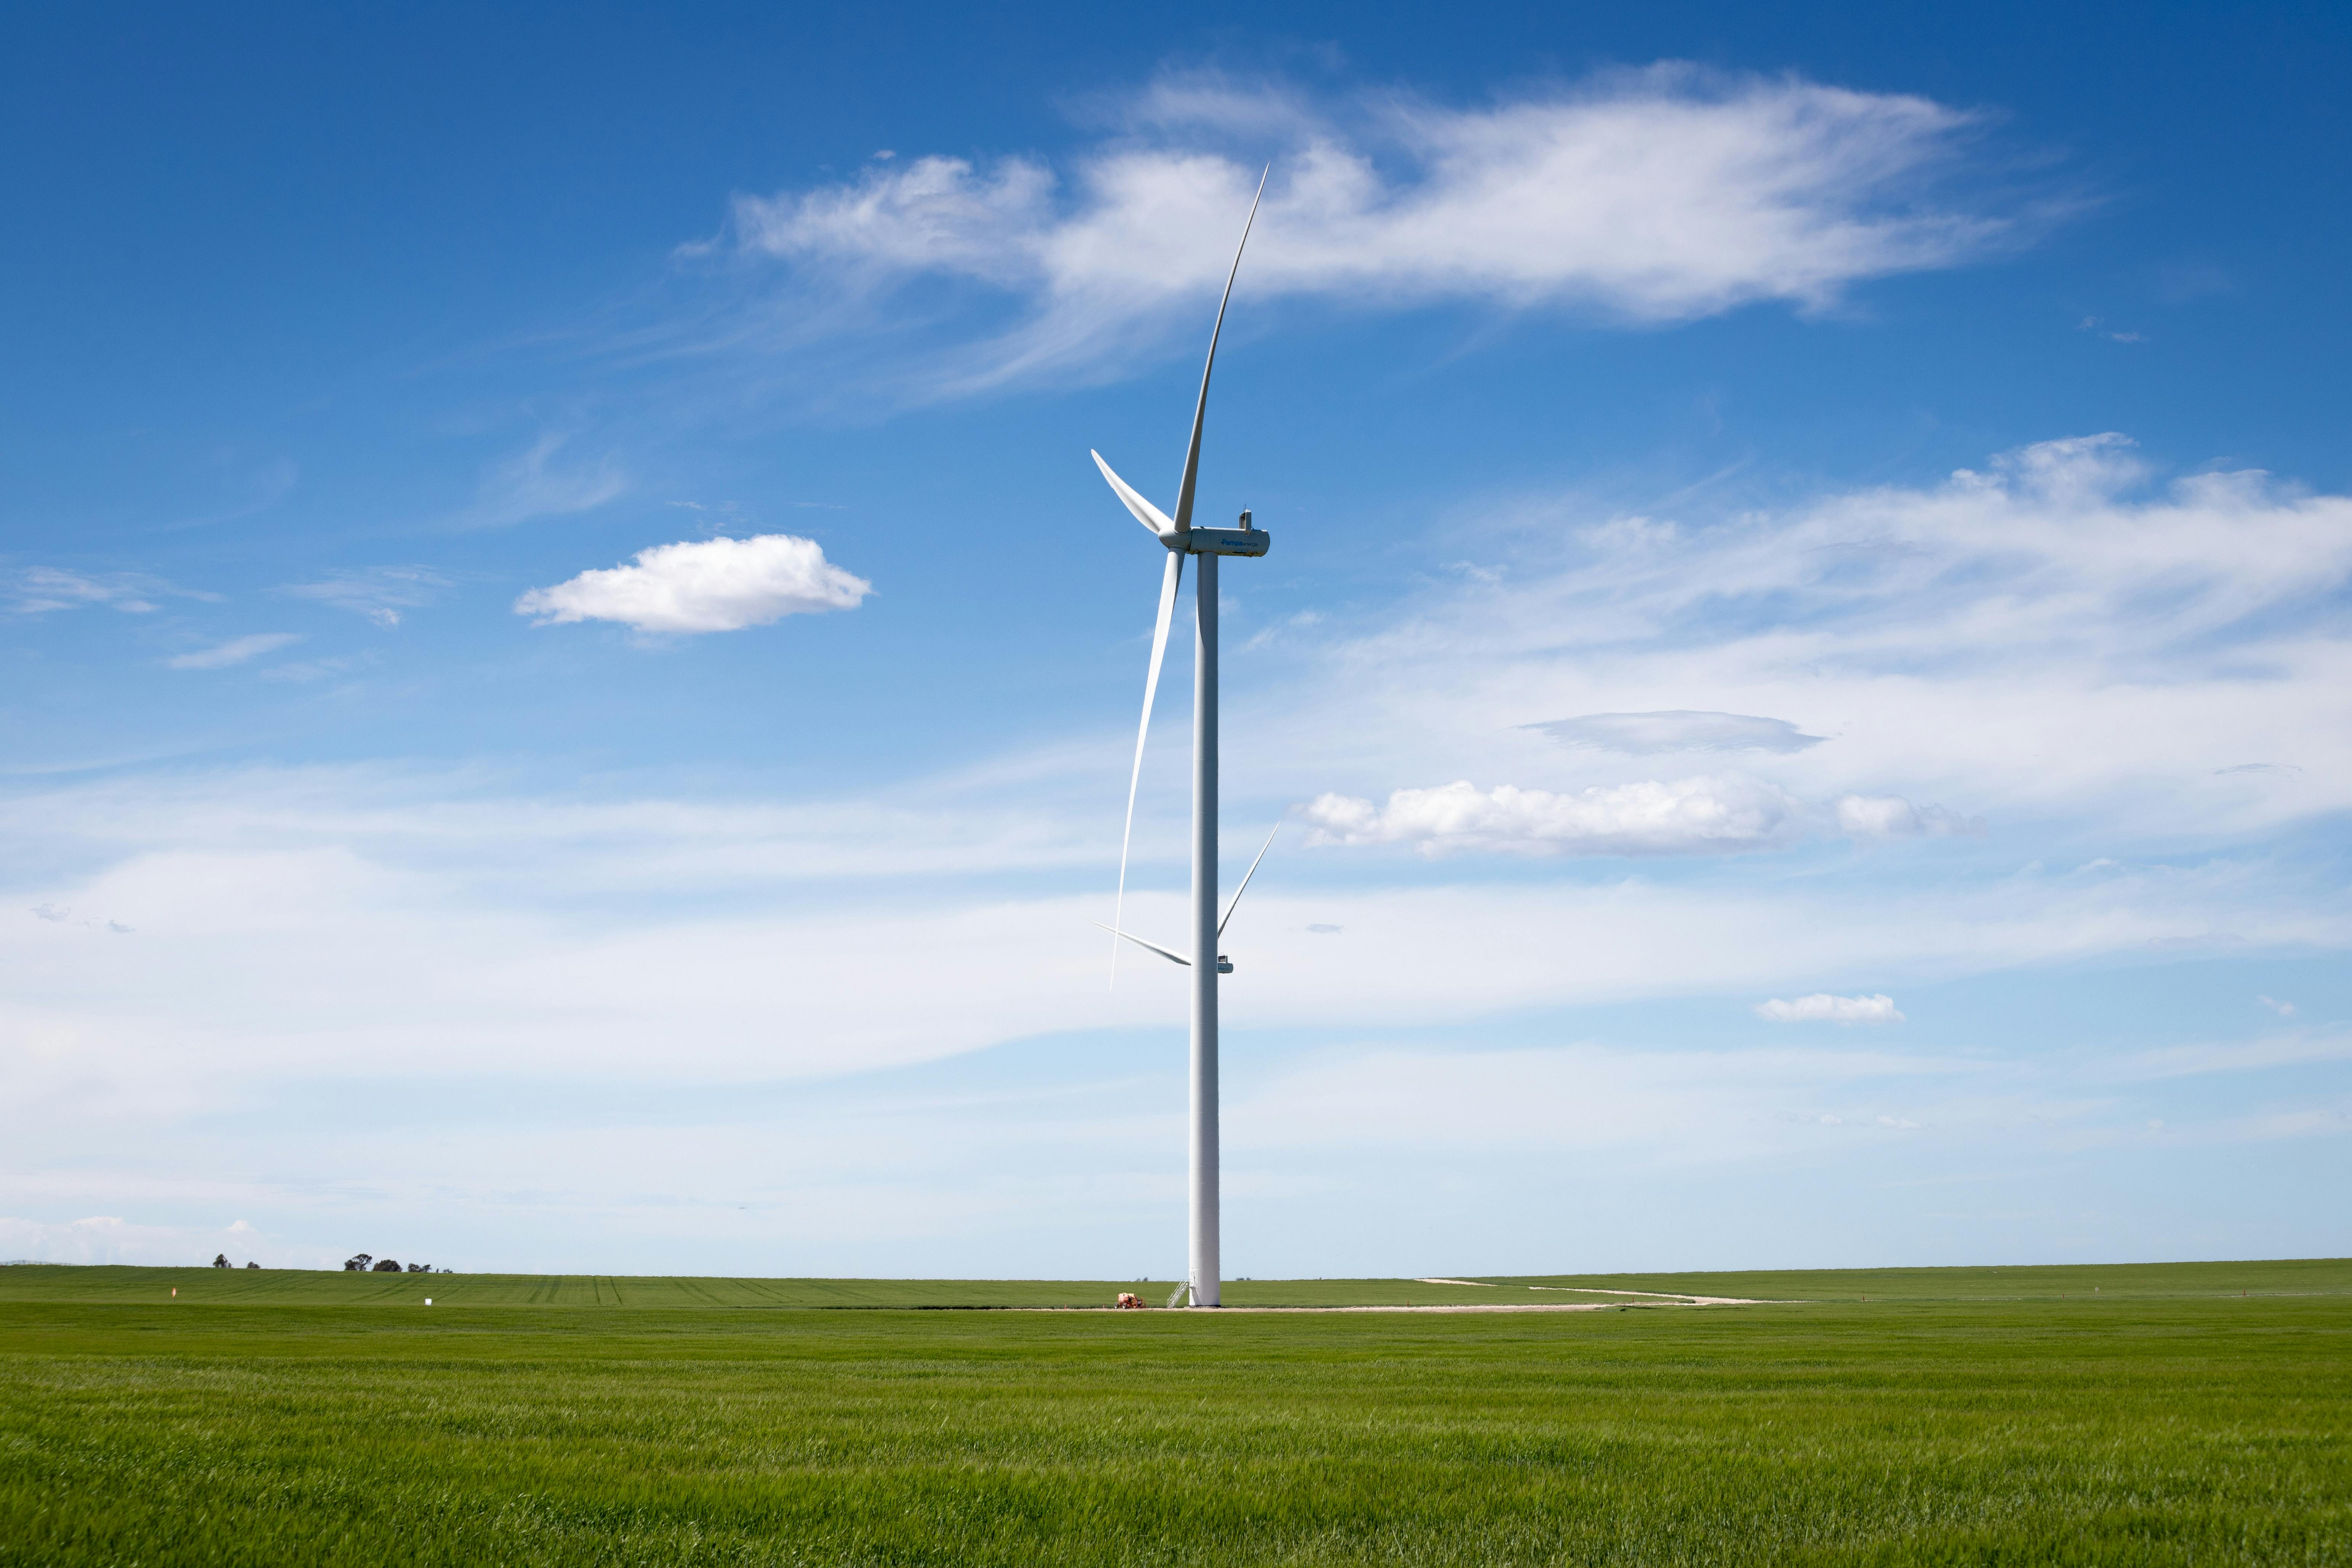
[1089, 170, 1270, 1310]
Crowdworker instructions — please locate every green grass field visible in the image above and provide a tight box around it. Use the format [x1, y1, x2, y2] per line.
[2, 1259, 2346, 1565]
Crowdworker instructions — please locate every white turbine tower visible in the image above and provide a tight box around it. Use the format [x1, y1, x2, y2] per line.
[1089, 171, 1271, 1310]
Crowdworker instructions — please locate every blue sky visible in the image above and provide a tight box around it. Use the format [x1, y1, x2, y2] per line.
[5, 0, 2349, 1276]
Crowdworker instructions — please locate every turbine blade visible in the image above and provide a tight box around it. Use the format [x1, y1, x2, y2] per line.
[1111, 551, 1186, 984]
[1171, 165, 1269, 534]
[1091, 450, 1174, 535]
[1218, 821, 1280, 937]
[1091, 921, 1193, 967]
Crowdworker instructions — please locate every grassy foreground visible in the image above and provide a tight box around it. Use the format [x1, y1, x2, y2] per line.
[1, 1260, 2346, 1565]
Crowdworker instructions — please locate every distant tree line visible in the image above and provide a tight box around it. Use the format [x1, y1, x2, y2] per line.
[199, 1251, 449, 1272]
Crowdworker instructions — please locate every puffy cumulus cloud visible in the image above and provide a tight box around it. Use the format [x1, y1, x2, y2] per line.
[1834, 795, 1986, 839]
[1526, 710, 1826, 755]
[1300, 775, 1808, 857]
[165, 633, 303, 671]
[710, 66, 2013, 390]
[516, 534, 870, 635]
[1755, 993, 1906, 1024]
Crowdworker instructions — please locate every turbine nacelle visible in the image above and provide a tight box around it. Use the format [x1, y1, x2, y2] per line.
[1159, 515, 1269, 557]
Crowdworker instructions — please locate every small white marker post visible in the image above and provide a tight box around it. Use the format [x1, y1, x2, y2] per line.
[423, 1297, 432, 1305]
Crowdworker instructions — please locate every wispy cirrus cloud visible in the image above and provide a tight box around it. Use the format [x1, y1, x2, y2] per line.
[1261, 433, 2352, 852]
[280, 567, 450, 628]
[5, 733, 2344, 1274]
[6, 567, 207, 616]
[6, 762, 2339, 1105]
[468, 431, 627, 527]
[164, 633, 303, 670]
[155, 455, 300, 532]
[1526, 710, 1826, 755]
[2103, 1029, 2352, 1081]
[1834, 795, 1986, 840]
[688, 65, 2028, 395]
[1755, 993, 1906, 1024]
[1406, 435, 2352, 682]
[0, 1215, 279, 1269]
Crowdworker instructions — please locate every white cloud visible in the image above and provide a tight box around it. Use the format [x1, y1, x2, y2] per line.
[2104, 1030, 2352, 1081]
[7, 567, 178, 615]
[1227, 1029, 2352, 1173]
[2204, 1102, 2352, 1144]
[165, 633, 303, 670]
[1300, 775, 1808, 856]
[1835, 795, 1986, 839]
[1228, 1041, 1968, 1161]
[11, 427, 2352, 1273]
[471, 432, 627, 527]
[6, 765, 2337, 1105]
[1246, 434, 2352, 854]
[2256, 995, 2296, 1017]
[515, 534, 871, 635]
[1755, 993, 1906, 1024]
[709, 66, 2015, 391]
[1600, 432, 2352, 660]
[0, 1214, 287, 1268]
[281, 567, 450, 628]
[7, 755, 2351, 1274]
[1527, 710, 1825, 755]
[259, 654, 374, 684]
